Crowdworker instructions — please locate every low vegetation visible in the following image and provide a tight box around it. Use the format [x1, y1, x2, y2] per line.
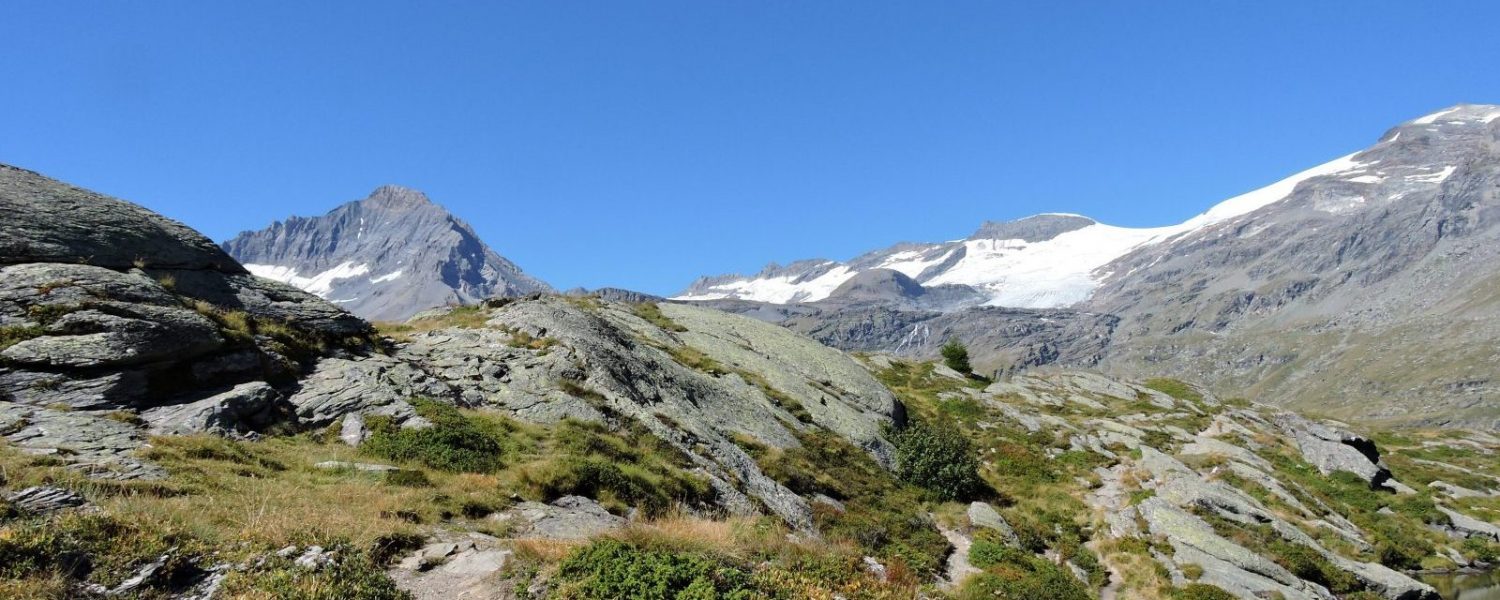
[631, 301, 688, 332]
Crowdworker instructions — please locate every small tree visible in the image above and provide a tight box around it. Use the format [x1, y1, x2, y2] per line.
[941, 339, 972, 375]
[892, 422, 984, 501]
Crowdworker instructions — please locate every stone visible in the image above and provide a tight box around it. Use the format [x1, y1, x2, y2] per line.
[141, 382, 284, 436]
[967, 501, 1020, 546]
[286, 355, 453, 427]
[1274, 413, 1390, 486]
[340, 413, 367, 446]
[1440, 507, 1500, 542]
[493, 495, 626, 540]
[0, 402, 165, 480]
[7, 486, 87, 514]
[314, 461, 399, 473]
[294, 546, 335, 570]
[390, 534, 513, 600]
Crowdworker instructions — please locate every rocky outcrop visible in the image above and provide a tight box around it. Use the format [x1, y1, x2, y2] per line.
[1275, 413, 1391, 487]
[394, 296, 905, 530]
[0, 164, 417, 479]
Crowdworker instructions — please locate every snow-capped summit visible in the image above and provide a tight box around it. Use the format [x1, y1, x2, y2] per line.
[677, 105, 1500, 310]
[675, 153, 1368, 307]
[222, 185, 551, 321]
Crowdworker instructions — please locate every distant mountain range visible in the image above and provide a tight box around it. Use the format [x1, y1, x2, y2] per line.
[222, 185, 551, 321]
[683, 104, 1500, 428]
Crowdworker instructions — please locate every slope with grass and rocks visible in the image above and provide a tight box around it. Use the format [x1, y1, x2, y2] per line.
[3, 162, 1499, 599]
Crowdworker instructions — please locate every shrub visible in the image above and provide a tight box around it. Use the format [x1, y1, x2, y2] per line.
[941, 340, 972, 375]
[968, 533, 1027, 569]
[383, 470, 433, 488]
[956, 551, 1090, 600]
[1462, 536, 1499, 563]
[1269, 541, 1360, 594]
[361, 401, 505, 473]
[891, 422, 984, 501]
[551, 539, 753, 599]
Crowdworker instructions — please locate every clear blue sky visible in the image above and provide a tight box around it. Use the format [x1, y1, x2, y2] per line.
[3, 2, 1498, 294]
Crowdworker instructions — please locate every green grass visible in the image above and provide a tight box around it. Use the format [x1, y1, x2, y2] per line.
[631, 302, 688, 333]
[0, 325, 44, 351]
[1143, 378, 1203, 404]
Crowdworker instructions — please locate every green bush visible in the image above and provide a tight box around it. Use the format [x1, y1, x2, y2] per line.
[1170, 583, 1237, 600]
[1269, 541, 1361, 594]
[755, 430, 949, 578]
[891, 422, 984, 501]
[956, 551, 1090, 600]
[1462, 536, 1499, 563]
[941, 340, 972, 375]
[361, 401, 505, 473]
[968, 533, 1027, 569]
[552, 539, 753, 599]
[383, 469, 433, 488]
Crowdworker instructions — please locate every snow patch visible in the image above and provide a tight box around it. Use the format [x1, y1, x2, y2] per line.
[1406, 166, 1457, 184]
[676, 265, 858, 304]
[1412, 107, 1463, 125]
[369, 270, 404, 284]
[876, 249, 957, 279]
[245, 261, 371, 297]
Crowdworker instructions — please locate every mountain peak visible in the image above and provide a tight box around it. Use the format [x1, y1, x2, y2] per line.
[968, 213, 1097, 242]
[1404, 104, 1500, 126]
[364, 185, 438, 211]
[223, 188, 551, 320]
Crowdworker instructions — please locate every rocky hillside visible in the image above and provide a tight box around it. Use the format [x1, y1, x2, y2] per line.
[683, 105, 1500, 430]
[223, 185, 551, 322]
[3, 163, 1498, 600]
[1084, 105, 1500, 429]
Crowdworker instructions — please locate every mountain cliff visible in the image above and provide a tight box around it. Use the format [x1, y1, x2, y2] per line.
[222, 185, 551, 321]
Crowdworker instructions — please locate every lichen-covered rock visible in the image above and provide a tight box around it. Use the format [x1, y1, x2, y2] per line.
[491, 495, 626, 540]
[1274, 413, 1391, 486]
[286, 355, 453, 427]
[967, 501, 1019, 546]
[0, 164, 243, 271]
[7, 486, 88, 514]
[141, 381, 285, 436]
[0, 402, 164, 479]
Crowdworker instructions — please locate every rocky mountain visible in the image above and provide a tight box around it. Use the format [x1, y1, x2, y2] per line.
[685, 105, 1500, 429]
[222, 185, 551, 321]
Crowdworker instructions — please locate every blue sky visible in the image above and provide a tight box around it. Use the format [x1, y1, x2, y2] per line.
[3, 2, 1498, 294]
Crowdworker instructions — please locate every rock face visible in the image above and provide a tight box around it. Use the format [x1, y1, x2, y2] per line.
[678, 105, 1500, 428]
[0, 164, 421, 479]
[222, 185, 551, 321]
